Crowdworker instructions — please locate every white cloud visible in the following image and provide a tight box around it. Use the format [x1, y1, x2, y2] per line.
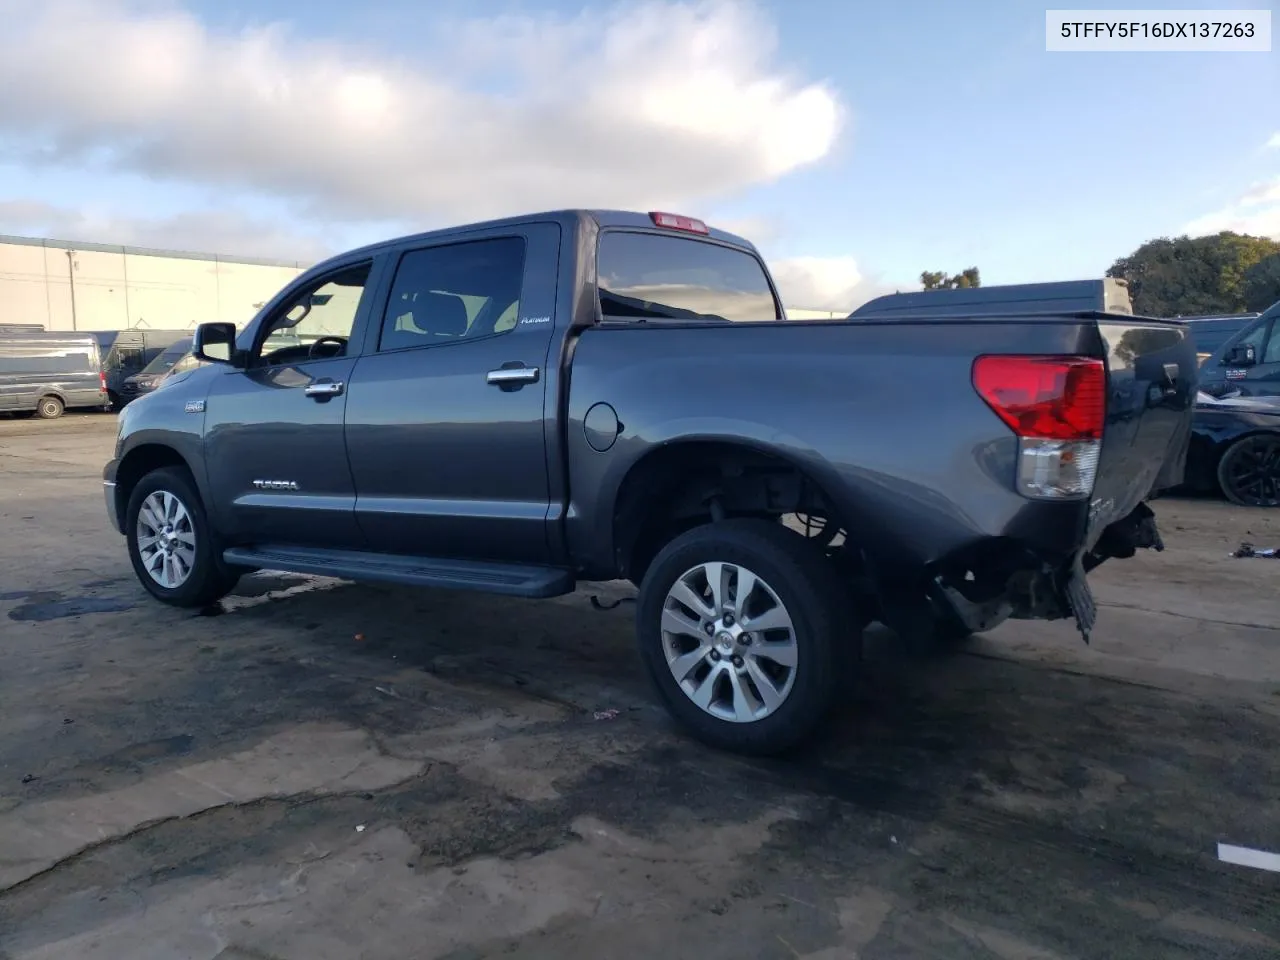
[0, 199, 332, 262]
[1184, 175, 1280, 240]
[769, 255, 900, 312]
[0, 0, 843, 225]
[1266, 132, 1280, 150]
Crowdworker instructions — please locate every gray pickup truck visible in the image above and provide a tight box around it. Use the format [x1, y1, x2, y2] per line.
[103, 209, 1197, 755]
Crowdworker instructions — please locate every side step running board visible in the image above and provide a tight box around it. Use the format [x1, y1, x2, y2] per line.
[223, 545, 576, 599]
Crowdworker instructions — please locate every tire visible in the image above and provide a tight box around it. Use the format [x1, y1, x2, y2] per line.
[108, 391, 123, 413]
[35, 395, 64, 419]
[636, 518, 853, 756]
[1216, 434, 1280, 508]
[125, 466, 241, 607]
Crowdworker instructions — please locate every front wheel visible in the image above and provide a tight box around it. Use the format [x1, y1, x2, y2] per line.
[125, 466, 241, 607]
[636, 518, 853, 756]
[1217, 435, 1280, 508]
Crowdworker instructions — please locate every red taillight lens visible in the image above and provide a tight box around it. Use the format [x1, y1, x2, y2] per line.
[100, 371, 107, 391]
[971, 355, 1105, 441]
[649, 211, 710, 234]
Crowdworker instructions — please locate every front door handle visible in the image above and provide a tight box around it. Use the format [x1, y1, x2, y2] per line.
[305, 379, 345, 400]
[486, 366, 540, 387]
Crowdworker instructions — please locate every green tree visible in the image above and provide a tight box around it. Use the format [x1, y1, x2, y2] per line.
[1241, 252, 1280, 312]
[920, 267, 981, 290]
[1107, 232, 1280, 317]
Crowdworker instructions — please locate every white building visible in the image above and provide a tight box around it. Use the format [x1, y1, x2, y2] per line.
[0, 234, 308, 333]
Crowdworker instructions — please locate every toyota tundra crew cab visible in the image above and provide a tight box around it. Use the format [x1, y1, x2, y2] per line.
[103, 209, 1197, 756]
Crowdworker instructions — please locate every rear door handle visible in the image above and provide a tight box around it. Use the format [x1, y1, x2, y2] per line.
[304, 379, 345, 400]
[486, 366, 540, 387]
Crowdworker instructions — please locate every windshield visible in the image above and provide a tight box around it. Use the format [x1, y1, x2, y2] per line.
[140, 340, 192, 376]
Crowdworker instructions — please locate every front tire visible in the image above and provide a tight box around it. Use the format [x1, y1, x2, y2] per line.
[35, 395, 64, 419]
[125, 466, 241, 607]
[636, 518, 853, 756]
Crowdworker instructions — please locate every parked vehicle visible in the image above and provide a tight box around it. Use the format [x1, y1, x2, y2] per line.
[89, 329, 192, 410]
[103, 209, 1197, 755]
[1196, 300, 1280, 398]
[1183, 391, 1280, 508]
[117, 337, 195, 405]
[1176, 313, 1260, 365]
[0, 329, 107, 418]
[849, 278, 1134, 319]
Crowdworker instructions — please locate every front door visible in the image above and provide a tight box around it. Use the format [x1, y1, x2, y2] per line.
[1238, 318, 1280, 397]
[203, 258, 383, 548]
[343, 224, 561, 564]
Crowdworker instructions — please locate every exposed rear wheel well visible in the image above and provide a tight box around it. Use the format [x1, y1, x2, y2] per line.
[114, 445, 193, 529]
[611, 442, 851, 585]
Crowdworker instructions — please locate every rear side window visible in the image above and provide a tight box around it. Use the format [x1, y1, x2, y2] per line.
[0, 346, 96, 374]
[379, 237, 526, 352]
[597, 232, 780, 323]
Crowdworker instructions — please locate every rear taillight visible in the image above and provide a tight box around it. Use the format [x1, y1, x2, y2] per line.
[99, 371, 107, 393]
[972, 355, 1106, 500]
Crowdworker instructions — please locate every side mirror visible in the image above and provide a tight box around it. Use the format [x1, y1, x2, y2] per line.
[192, 322, 240, 366]
[1225, 343, 1257, 367]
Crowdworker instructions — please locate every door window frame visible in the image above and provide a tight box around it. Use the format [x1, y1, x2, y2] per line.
[242, 256, 385, 369]
[368, 235, 530, 356]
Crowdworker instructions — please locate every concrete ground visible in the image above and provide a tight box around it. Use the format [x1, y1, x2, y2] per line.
[1, 414, 1278, 960]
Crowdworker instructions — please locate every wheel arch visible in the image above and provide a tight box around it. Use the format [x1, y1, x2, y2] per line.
[35, 389, 68, 406]
[609, 437, 858, 584]
[112, 443, 200, 531]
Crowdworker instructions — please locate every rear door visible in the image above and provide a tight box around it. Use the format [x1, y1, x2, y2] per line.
[343, 223, 562, 564]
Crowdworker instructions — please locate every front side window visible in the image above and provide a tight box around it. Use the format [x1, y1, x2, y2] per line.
[378, 237, 526, 352]
[597, 232, 780, 323]
[1261, 321, 1280, 364]
[1226, 321, 1270, 364]
[255, 262, 372, 365]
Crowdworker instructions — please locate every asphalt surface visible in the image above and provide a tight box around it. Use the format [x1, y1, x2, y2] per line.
[1, 414, 1278, 960]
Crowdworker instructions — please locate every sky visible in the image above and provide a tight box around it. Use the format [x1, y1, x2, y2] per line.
[0, 0, 1276, 310]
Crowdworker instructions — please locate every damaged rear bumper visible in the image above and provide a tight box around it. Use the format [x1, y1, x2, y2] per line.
[923, 501, 1164, 642]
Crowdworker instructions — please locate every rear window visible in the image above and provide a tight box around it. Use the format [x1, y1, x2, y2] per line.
[597, 231, 780, 323]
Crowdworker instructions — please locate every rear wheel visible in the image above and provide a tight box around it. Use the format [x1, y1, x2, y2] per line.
[125, 466, 241, 607]
[1217, 435, 1280, 508]
[35, 395, 64, 419]
[636, 518, 853, 756]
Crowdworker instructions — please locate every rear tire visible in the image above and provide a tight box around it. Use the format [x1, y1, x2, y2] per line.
[35, 395, 64, 419]
[636, 518, 853, 756]
[125, 466, 241, 607]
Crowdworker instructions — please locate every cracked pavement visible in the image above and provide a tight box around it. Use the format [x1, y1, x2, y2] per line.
[1, 415, 1279, 959]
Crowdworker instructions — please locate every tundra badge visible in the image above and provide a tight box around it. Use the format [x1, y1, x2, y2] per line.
[252, 479, 299, 491]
